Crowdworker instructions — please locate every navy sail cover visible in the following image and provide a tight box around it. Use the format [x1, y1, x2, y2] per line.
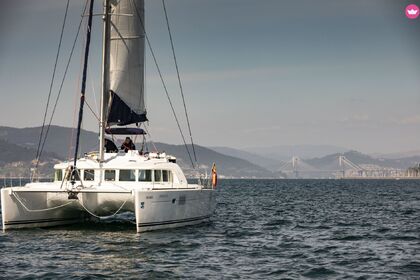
[105, 126, 146, 135]
[107, 92, 147, 125]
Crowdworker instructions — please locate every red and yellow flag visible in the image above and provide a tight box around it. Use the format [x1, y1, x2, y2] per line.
[211, 163, 217, 188]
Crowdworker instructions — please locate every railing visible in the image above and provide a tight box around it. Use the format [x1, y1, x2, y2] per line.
[0, 177, 53, 188]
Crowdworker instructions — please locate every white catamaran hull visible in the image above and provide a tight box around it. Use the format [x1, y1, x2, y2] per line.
[1, 185, 216, 233]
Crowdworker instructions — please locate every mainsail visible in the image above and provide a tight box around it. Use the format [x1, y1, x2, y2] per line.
[107, 0, 147, 126]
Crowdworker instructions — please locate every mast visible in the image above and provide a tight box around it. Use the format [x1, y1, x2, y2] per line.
[99, 0, 110, 162]
[72, 0, 95, 182]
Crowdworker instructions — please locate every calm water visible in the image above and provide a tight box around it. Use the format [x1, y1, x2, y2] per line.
[1, 179, 420, 279]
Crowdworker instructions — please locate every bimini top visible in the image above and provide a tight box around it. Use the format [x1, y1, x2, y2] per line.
[105, 127, 146, 135]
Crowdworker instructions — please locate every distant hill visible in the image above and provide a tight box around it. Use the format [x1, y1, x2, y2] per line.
[209, 146, 282, 171]
[0, 125, 98, 159]
[2, 125, 418, 178]
[0, 138, 61, 177]
[305, 150, 420, 170]
[0, 126, 277, 178]
[0, 139, 60, 164]
[153, 142, 276, 178]
[372, 150, 420, 160]
[246, 144, 350, 161]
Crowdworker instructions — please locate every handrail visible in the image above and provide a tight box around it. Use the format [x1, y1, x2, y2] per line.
[0, 177, 53, 189]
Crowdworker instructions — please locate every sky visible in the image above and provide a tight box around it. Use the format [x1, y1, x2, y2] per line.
[1, 0, 420, 154]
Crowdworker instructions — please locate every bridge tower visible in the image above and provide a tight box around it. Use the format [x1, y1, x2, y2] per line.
[337, 155, 365, 178]
[292, 156, 299, 179]
[338, 155, 345, 178]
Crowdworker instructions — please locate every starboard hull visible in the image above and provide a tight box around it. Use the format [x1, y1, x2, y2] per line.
[134, 189, 215, 232]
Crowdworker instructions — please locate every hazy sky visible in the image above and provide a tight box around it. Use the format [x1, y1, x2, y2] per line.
[1, 0, 420, 154]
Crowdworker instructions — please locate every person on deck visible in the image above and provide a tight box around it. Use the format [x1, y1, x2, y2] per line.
[105, 138, 118, 153]
[121, 137, 136, 152]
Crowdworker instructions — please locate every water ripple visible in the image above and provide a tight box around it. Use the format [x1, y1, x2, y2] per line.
[1, 179, 420, 279]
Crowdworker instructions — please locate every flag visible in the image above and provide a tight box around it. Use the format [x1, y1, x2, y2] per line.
[211, 163, 217, 188]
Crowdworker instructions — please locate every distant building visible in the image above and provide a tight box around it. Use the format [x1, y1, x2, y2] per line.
[406, 164, 420, 177]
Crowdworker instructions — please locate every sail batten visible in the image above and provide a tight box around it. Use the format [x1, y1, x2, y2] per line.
[107, 0, 146, 126]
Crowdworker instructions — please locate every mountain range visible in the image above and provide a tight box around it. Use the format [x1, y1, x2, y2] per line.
[0, 137, 61, 178]
[152, 143, 274, 178]
[0, 125, 419, 178]
[244, 144, 350, 161]
[0, 126, 276, 178]
[209, 146, 282, 171]
[0, 125, 98, 159]
[305, 150, 420, 170]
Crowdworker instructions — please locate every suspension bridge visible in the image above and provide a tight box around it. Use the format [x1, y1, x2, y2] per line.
[278, 155, 405, 179]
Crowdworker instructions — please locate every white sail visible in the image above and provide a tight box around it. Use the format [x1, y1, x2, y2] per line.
[108, 0, 146, 125]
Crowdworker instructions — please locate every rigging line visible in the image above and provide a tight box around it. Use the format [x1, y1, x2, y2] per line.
[12, 191, 75, 213]
[34, 0, 70, 172]
[85, 100, 100, 121]
[142, 124, 158, 152]
[162, 0, 199, 166]
[88, 65, 100, 117]
[38, 0, 89, 166]
[78, 197, 129, 219]
[131, 0, 195, 169]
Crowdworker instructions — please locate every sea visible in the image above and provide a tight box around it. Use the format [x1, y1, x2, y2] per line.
[0, 179, 419, 279]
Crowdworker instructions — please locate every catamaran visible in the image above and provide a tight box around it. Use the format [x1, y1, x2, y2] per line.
[1, 0, 216, 232]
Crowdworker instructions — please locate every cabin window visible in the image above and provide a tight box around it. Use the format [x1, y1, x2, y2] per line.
[105, 170, 116, 181]
[154, 170, 162, 182]
[120, 169, 136, 181]
[54, 169, 63, 181]
[162, 170, 171, 182]
[138, 170, 152, 182]
[84, 169, 95, 181]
